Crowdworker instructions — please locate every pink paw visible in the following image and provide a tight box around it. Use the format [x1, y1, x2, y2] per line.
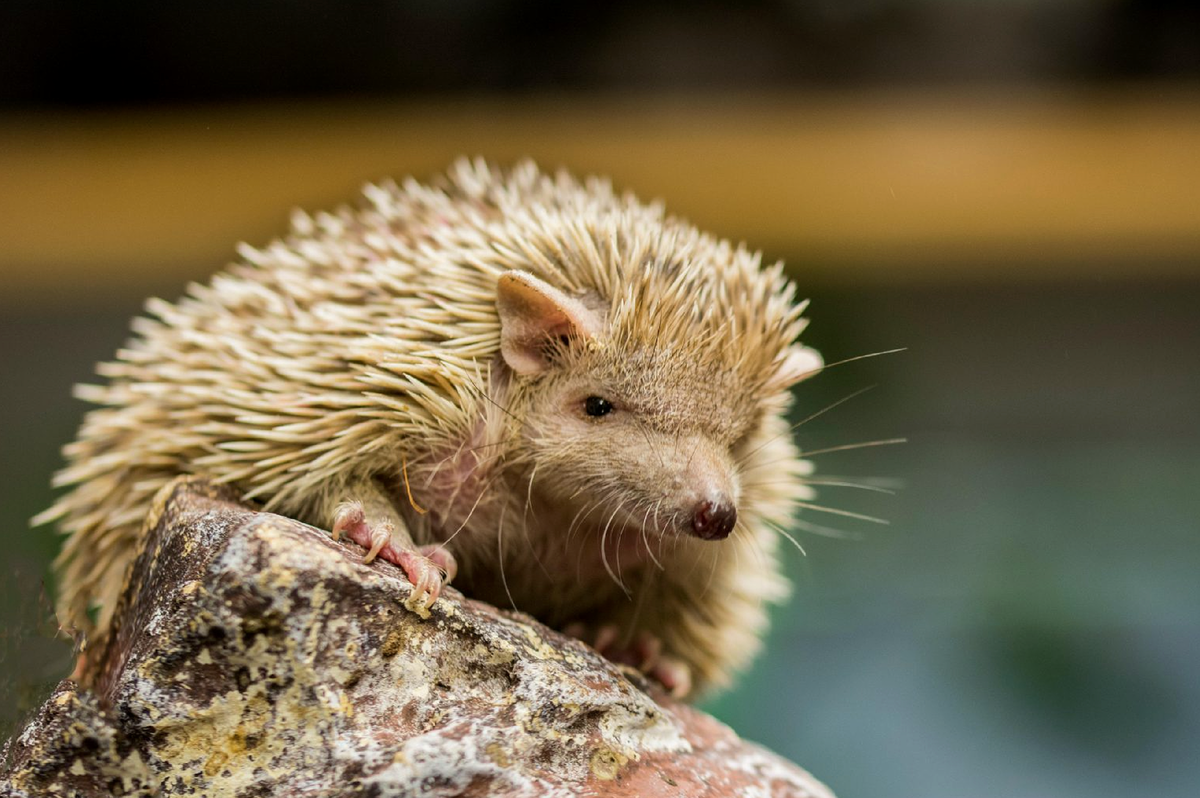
[332, 501, 392, 563]
[332, 502, 457, 614]
[563, 623, 693, 698]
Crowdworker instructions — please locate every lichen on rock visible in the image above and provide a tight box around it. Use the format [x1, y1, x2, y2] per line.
[2, 477, 834, 797]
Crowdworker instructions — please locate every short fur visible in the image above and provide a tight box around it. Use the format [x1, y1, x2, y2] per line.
[37, 158, 821, 694]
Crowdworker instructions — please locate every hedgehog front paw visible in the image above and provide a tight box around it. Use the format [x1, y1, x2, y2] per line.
[393, 546, 457, 617]
[563, 623, 693, 698]
[331, 502, 457, 617]
[331, 500, 393, 563]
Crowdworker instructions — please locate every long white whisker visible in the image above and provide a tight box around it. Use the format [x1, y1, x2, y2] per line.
[799, 438, 908, 458]
[737, 521, 768, 569]
[801, 479, 897, 494]
[641, 500, 664, 571]
[520, 464, 552, 580]
[599, 503, 630, 596]
[740, 438, 908, 476]
[439, 473, 495, 548]
[792, 518, 863, 540]
[566, 498, 601, 547]
[764, 519, 807, 556]
[815, 475, 907, 490]
[794, 501, 890, 524]
[741, 478, 897, 495]
[497, 504, 518, 610]
[819, 348, 907, 371]
[736, 384, 877, 466]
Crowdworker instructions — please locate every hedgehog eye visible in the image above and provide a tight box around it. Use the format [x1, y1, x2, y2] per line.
[584, 396, 614, 418]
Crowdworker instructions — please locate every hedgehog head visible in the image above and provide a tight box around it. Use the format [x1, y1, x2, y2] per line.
[493, 223, 820, 543]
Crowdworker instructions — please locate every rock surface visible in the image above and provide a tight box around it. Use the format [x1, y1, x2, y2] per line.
[2, 477, 835, 797]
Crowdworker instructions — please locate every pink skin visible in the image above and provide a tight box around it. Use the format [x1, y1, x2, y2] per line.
[563, 622, 693, 699]
[331, 502, 457, 610]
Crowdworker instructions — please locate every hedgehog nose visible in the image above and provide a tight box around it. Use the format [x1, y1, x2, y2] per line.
[692, 500, 737, 541]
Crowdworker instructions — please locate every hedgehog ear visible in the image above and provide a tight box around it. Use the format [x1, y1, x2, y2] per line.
[496, 270, 603, 376]
[765, 345, 823, 392]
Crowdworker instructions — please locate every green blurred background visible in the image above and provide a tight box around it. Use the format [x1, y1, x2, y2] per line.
[1, 2, 1198, 796]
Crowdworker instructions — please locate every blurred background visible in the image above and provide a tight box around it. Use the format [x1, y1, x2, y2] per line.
[1, 2, 1197, 796]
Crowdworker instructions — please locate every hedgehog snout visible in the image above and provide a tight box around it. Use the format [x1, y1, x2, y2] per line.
[675, 437, 738, 540]
[691, 499, 737, 541]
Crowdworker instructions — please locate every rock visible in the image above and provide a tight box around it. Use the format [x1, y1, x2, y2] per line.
[1, 477, 835, 797]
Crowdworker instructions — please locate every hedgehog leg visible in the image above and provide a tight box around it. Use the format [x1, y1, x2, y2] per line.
[562, 622, 692, 698]
[648, 655, 692, 699]
[330, 488, 452, 615]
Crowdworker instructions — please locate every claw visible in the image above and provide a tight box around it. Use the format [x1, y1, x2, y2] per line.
[328, 499, 455, 619]
[396, 549, 448, 617]
[331, 501, 363, 542]
[363, 522, 393, 564]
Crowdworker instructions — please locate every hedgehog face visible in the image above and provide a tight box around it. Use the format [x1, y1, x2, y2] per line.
[494, 264, 822, 548]
[496, 268, 767, 543]
[513, 365, 746, 543]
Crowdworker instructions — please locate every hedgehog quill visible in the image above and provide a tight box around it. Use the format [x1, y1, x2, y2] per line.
[37, 159, 826, 697]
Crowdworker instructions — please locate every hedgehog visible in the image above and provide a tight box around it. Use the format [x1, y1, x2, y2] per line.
[36, 158, 825, 697]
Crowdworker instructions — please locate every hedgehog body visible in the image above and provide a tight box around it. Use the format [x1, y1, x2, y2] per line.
[39, 159, 822, 694]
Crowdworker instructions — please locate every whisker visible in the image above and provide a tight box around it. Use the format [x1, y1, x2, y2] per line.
[799, 438, 908, 459]
[685, 434, 702, 472]
[599, 504, 631, 596]
[734, 521, 767, 570]
[497, 504, 518, 611]
[438, 473, 497, 547]
[723, 533, 742, 591]
[634, 417, 666, 469]
[735, 385, 878, 466]
[572, 503, 594, 579]
[816, 475, 907, 490]
[792, 518, 863, 540]
[640, 500, 665, 571]
[566, 498, 601, 547]
[741, 478, 897, 495]
[764, 519, 807, 556]
[521, 464, 551, 580]
[614, 506, 626, 588]
[794, 501, 890, 524]
[819, 348, 907, 371]
[621, 569, 654, 649]
[469, 381, 522, 425]
[521, 463, 538, 527]
[801, 479, 896, 495]
[654, 504, 672, 565]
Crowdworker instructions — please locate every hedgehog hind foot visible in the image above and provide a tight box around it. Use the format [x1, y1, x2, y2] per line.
[564, 622, 693, 699]
[331, 501, 457, 616]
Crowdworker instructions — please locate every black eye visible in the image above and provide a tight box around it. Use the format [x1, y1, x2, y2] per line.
[584, 396, 614, 417]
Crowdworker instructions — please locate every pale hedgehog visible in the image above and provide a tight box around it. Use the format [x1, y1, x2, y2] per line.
[37, 158, 825, 697]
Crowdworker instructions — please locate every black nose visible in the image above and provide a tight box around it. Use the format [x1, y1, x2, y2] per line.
[692, 500, 737, 540]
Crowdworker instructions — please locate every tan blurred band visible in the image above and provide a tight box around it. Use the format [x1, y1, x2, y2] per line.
[2, 88, 1198, 296]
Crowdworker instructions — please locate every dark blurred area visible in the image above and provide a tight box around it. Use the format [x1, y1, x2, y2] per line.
[1, 3, 1198, 798]
[1, 0, 1199, 106]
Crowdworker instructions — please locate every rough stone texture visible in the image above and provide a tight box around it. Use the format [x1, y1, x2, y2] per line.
[2, 477, 835, 797]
